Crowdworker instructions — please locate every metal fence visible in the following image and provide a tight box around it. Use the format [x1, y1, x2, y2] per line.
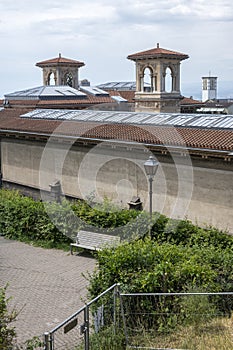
[120, 291, 233, 350]
[43, 283, 120, 350]
[39, 288, 233, 350]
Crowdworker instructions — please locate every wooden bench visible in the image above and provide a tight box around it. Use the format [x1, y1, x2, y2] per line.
[70, 230, 121, 254]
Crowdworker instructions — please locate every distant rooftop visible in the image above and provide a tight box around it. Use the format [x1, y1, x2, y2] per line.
[97, 82, 137, 91]
[97, 81, 150, 91]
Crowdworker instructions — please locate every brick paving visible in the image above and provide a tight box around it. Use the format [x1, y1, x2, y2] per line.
[0, 237, 96, 345]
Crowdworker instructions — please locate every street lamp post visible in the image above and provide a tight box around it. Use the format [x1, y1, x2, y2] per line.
[144, 156, 159, 233]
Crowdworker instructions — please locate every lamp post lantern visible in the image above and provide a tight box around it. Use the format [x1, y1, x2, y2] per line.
[144, 156, 159, 229]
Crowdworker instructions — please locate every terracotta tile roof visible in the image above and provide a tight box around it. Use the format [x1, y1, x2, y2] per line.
[37, 95, 114, 106]
[128, 44, 189, 61]
[5, 95, 115, 109]
[181, 97, 203, 105]
[0, 108, 232, 153]
[6, 100, 39, 108]
[36, 54, 85, 67]
[80, 124, 233, 151]
[108, 90, 135, 103]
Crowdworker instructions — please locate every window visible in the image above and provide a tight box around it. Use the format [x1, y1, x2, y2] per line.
[65, 73, 73, 87]
[48, 72, 55, 85]
[203, 79, 208, 90]
[165, 67, 172, 92]
[143, 67, 153, 92]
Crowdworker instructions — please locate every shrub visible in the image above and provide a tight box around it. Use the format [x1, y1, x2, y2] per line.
[0, 189, 140, 246]
[88, 239, 219, 296]
[151, 213, 233, 251]
[0, 285, 17, 349]
[87, 238, 233, 332]
[0, 190, 72, 246]
[71, 197, 139, 230]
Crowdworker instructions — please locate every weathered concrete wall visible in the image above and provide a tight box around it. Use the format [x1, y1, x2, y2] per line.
[1, 138, 233, 233]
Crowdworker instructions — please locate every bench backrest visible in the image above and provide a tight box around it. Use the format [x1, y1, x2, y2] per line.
[76, 230, 120, 249]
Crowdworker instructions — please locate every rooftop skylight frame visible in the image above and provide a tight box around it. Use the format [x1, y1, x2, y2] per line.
[20, 109, 233, 130]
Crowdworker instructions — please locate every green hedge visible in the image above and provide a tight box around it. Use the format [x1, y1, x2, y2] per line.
[87, 238, 233, 333]
[0, 190, 72, 245]
[88, 238, 233, 295]
[0, 189, 139, 245]
[151, 213, 233, 250]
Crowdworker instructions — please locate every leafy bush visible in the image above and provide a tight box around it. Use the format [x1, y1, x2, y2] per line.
[71, 197, 139, 230]
[0, 190, 72, 246]
[87, 238, 233, 332]
[0, 285, 17, 349]
[88, 239, 221, 296]
[151, 213, 233, 251]
[0, 189, 140, 246]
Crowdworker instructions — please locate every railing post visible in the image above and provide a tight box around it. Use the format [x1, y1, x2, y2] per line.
[118, 285, 129, 346]
[84, 305, 90, 350]
[113, 283, 120, 334]
[44, 332, 49, 350]
[44, 332, 53, 350]
[113, 285, 117, 334]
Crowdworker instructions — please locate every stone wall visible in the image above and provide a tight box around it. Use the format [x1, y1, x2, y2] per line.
[1, 138, 233, 233]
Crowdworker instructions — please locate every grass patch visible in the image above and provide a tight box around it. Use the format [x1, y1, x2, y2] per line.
[128, 315, 233, 349]
[75, 325, 126, 350]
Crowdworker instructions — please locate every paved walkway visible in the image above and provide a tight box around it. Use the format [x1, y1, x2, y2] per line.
[0, 237, 96, 345]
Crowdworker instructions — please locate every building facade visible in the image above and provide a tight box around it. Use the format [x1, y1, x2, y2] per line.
[0, 108, 232, 233]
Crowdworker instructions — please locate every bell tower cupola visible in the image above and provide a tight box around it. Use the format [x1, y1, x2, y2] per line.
[36, 54, 85, 89]
[127, 43, 189, 113]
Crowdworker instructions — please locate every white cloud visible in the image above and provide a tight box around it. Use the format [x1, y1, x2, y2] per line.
[169, 0, 233, 20]
[0, 0, 232, 98]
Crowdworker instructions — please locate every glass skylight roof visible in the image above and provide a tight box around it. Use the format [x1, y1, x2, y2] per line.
[111, 96, 128, 102]
[5, 86, 86, 100]
[79, 86, 109, 96]
[97, 81, 150, 90]
[20, 109, 233, 130]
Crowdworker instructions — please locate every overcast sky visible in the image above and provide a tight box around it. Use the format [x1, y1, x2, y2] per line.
[0, 0, 233, 99]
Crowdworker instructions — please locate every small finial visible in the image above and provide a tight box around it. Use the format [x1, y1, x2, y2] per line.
[59, 53, 61, 58]
[157, 43, 159, 48]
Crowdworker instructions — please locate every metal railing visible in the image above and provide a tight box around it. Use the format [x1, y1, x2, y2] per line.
[41, 288, 233, 350]
[43, 283, 120, 350]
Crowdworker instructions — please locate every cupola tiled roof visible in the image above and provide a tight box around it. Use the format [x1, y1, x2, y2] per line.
[36, 54, 85, 67]
[127, 43, 189, 61]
